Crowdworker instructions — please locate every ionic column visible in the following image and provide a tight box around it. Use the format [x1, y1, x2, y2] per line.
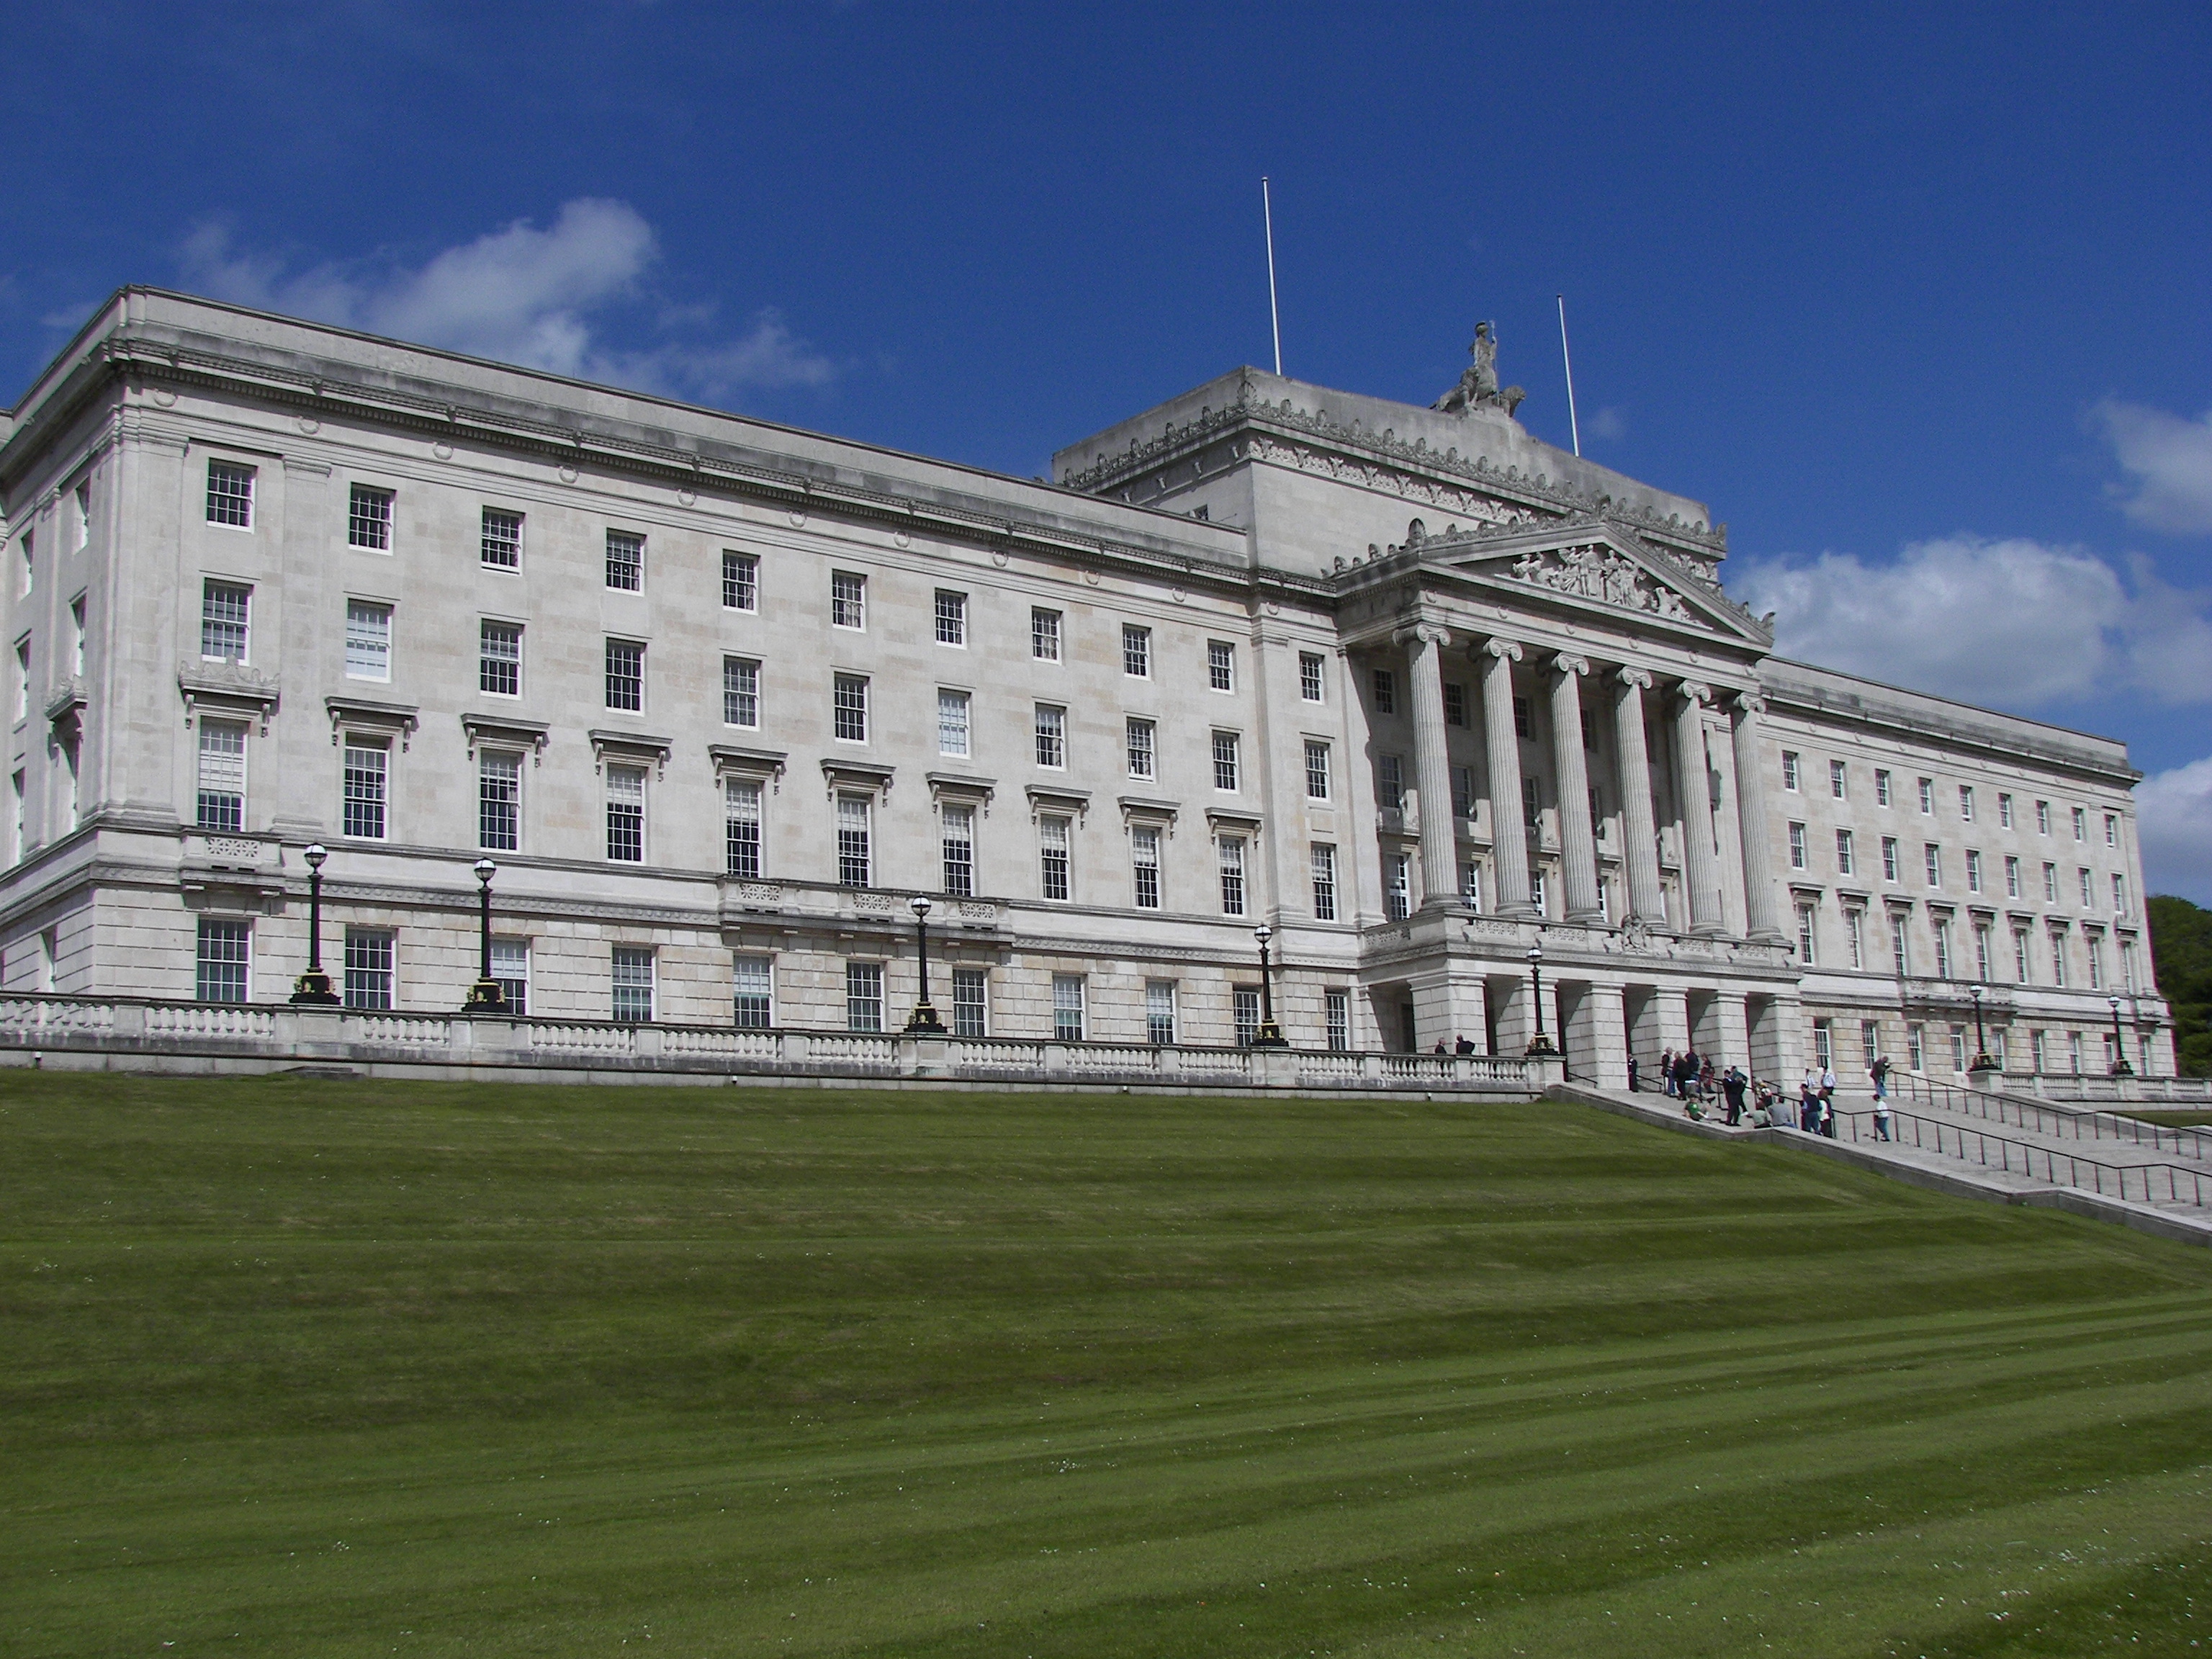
[1611, 668, 1666, 926]
[1398, 624, 1460, 910]
[1672, 680, 1725, 936]
[1479, 639, 1537, 917]
[1730, 691, 1789, 944]
[1548, 655, 1603, 923]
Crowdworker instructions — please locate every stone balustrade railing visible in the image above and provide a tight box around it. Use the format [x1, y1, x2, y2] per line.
[0, 994, 1549, 1095]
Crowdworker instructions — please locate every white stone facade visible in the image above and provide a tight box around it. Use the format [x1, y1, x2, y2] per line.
[0, 290, 2176, 1083]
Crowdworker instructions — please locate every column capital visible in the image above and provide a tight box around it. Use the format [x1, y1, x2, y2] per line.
[1732, 690, 1767, 716]
[1678, 679, 1712, 708]
[1392, 622, 1452, 649]
[1483, 637, 1524, 664]
[1615, 666, 1653, 691]
[1551, 653, 1590, 678]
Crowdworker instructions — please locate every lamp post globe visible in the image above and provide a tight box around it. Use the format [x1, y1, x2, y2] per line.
[462, 858, 505, 1012]
[2108, 993, 2134, 1077]
[1524, 938, 1557, 1058]
[289, 842, 340, 1004]
[1249, 923, 1288, 1048]
[904, 894, 947, 1035]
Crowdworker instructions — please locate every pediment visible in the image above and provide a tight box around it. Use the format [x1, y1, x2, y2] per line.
[1410, 518, 1772, 645]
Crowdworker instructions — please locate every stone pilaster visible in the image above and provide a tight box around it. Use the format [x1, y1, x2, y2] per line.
[1480, 638, 1537, 917]
[1611, 667, 1666, 926]
[1673, 680, 1726, 936]
[1398, 624, 1460, 910]
[1547, 654, 1602, 923]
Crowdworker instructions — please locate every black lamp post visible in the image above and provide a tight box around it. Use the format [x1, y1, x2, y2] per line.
[462, 858, 505, 1012]
[1250, 924, 1289, 1048]
[1525, 938, 1557, 1057]
[289, 842, 340, 1004]
[2108, 994, 2135, 1077]
[904, 895, 947, 1034]
[1967, 981, 1999, 1074]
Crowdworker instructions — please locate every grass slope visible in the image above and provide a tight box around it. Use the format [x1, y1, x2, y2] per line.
[3, 1071, 2209, 1658]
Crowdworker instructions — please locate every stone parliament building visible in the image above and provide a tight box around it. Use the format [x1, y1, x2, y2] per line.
[0, 290, 2176, 1086]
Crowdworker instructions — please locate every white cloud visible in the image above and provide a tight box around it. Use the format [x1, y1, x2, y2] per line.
[179, 199, 832, 400]
[2094, 399, 2212, 535]
[1586, 405, 1627, 441]
[2138, 756, 2212, 904]
[1735, 535, 2212, 711]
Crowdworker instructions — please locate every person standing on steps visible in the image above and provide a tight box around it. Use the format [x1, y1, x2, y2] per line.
[1870, 1053, 1894, 1141]
[1722, 1064, 1748, 1125]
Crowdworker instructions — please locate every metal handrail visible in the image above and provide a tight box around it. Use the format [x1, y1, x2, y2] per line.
[1831, 1105, 2210, 1210]
[1888, 1071, 2211, 1163]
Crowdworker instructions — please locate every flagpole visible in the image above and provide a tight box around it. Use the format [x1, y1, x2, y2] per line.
[1263, 177, 1282, 377]
[1556, 293, 1581, 457]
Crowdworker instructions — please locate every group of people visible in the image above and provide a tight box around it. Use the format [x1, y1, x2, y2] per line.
[1635, 1047, 1897, 1140]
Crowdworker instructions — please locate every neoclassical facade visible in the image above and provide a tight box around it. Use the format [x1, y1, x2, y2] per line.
[0, 290, 2175, 1082]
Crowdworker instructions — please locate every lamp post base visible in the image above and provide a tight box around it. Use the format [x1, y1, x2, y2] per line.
[903, 1002, 948, 1035]
[2110, 1060, 2136, 1078]
[462, 979, 507, 1014]
[1968, 1054, 2001, 1075]
[289, 969, 340, 1006]
[1524, 1035, 1559, 1058]
[1249, 1020, 1290, 1050]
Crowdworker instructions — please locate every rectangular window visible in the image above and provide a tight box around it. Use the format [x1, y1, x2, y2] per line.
[491, 940, 529, 1015]
[2113, 873, 2127, 916]
[1789, 822, 1808, 869]
[1032, 608, 1062, 661]
[69, 595, 85, 676]
[1513, 696, 1532, 739]
[206, 460, 254, 528]
[844, 962, 884, 1030]
[1212, 731, 1239, 791]
[831, 571, 866, 629]
[934, 589, 966, 645]
[344, 601, 392, 681]
[833, 674, 868, 742]
[1034, 703, 1066, 768]
[952, 968, 988, 1038]
[1378, 755, 1403, 811]
[1234, 987, 1262, 1048]
[1305, 741, 1331, 801]
[1835, 828, 1855, 874]
[937, 688, 969, 757]
[2036, 800, 2051, 835]
[1208, 639, 1234, 692]
[2105, 812, 2118, 849]
[733, 954, 773, 1030]
[16, 532, 27, 597]
[1976, 922, 1994, 981]
[1960, 785, 1976, 821]
[1925, 844, 1941, 886]
[606, 764, 645, 863]
[1891, 912, 1910, 976]
[1830, 759, 1848, 799]
[2068, 1030, 2082, 1074]
[195, 918, 251, 1002]
[1386, 853, 1411, 921]
[1846, 908, 1866, 969]
[1950, 1026, 1968, 1074]
[1813, 1020, 1835, 1071]
[2005, 855, 2021, 897]
[1966, 850, 1983, 892]
[1326, 989, 1351, 1053]
[2014, 928, 2031, 981]
[2080, 867, 2093, 908]
[1052, 974, 1085, 1042]
[1311, 842, 1338, 920]
[343, 928, 394, 1010]
[1998, 792, 2015, 828]
[1782, 750, 1801, 791]
[2044, 861, 2059, 902]
[1218, 836, 1246, 915]
[605, 639, 644, 711]
[480, 621, 522, 696]
[1918, 777, 1935, 814]
[1371, 668, 1395, 714]
[1130, 822, 1162, 909]
[482, 508, 522, 569]
[1907, 1023, 1925, 1071]
[1532, 868, 1552, 916]
[2050, 931, 2068, 986]
[1123, 624, 1151, 678]
[2072, 806, 2087, 840]
[201, 580, 250, 662]
[1039, 814, 1071, 901]
[724, 778, 762, 878]
[612, 947, 655, 1023]
[1462, 861, 1483, 913]
[1523, 776, 1542, 830]
[723, 657, 760, 728]
[479, 750, 521, 851]
[1300, 652, 1325, 702]
[941, 803, 975, 896]
[1126, 716, 1155, 779]
[1444, 682, 1467, 727]
[1797, 903, 1816, 965]
[1881, 836, 1900, 881]
[1933, 916, 1954, 979]
[604, 529, 644, 591]
[196, 719, 247, 832]
[837, 793, 871, 888]
[348, 485, 393, 551]
[1452, 765, 1475, 819]
[1876, 768, 1893, 806]
[13, 638, 27, 721]
[342, 737, 388, 839]
[723, 551, 759, 611]
[1146, 980, 1176, 1046]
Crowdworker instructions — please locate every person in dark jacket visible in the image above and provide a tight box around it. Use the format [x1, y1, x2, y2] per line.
[1722, 1064, 1748, 1125]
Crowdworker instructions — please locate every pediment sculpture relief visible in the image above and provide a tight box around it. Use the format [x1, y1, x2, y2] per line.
[1503, 544, 1707, 627]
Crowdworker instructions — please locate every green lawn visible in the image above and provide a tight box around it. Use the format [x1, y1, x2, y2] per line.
[3, 1071, 2209, 1658]
[2126, 1108, 2212, 1128]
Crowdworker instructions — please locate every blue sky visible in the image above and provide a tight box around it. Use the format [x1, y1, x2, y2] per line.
[6, 2, 2210, 894]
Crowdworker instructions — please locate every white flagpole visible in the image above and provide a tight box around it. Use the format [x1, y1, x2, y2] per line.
[1556, 293, 1581, 457]
[1263, 177, 1282, 377]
